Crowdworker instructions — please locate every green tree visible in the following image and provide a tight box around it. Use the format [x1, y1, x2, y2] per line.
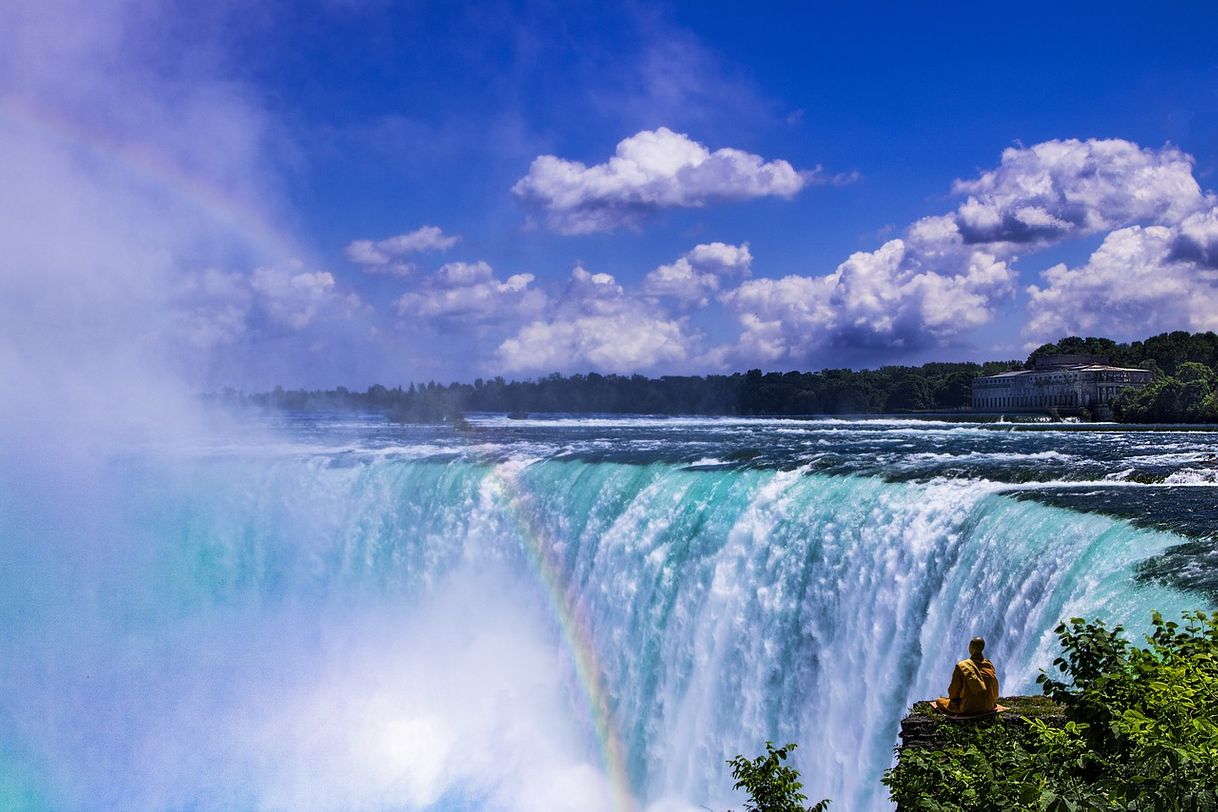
[1026, 336, 1119, 367]
[936, 371, 976, 409]
[727, 742, 829, 812]
[1201, 390, 1218, 422]
[1175, 361, 1216, 385]
[885, 374, 935, 411]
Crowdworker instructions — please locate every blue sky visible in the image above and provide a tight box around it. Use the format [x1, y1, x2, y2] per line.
[3, 1, 1218, 388]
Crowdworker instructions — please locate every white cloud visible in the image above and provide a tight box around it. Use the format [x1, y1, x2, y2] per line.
[721, 240, 1014, 362]
[495, 267, 702, 373]
[950, 138, 1206, 246]
[1169, 207, 1218, 267]
[1025, 209, 1218, 342]
[171, 269, 254, 348]
[171, 263, 363, 348]
[559, 266, 627, 315]
[497, 315, 694, 373]
[714, 138, 1216, 364]
[512, 127, 814, 234]
[250, 264, 359, 330]
[345, 225, 459, 275]
[396, 261, 545, 322]
[716, 274, 837, 364]
[643, 241, 752, 307]
[435, 260, 494, 286]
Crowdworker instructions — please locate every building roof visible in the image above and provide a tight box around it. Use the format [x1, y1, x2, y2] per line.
[1072, 364, 1151, 373]
[1034, 353, 1110, 368]
[976, 363, 1152, 380]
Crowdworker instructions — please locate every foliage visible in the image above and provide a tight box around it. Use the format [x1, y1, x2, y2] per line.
[1040, 612, 1218, 808]
[883, 611, 1218, 810]
[214, 330, 1218, 422]
[219, 362, 1016, 419]
[884, 718, 1108, 811]
[885, 374, 936, 411]
[1115, 362, 1218, 423]
[1029, 331, 1218, 376]
[1026, 336, 1122, 366]
[727, 742, 830, 812]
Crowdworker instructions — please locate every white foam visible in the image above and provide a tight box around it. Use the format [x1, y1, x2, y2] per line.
[1164, 467, 1218, 484]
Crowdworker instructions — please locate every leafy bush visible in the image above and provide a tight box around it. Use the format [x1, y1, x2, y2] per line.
[1116, 374, 1218, 423]
[884, 611, 1218, 810]
[727, 741, 830, 812]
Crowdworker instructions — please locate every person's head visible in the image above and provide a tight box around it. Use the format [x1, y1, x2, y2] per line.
[969, 637, 986, 657]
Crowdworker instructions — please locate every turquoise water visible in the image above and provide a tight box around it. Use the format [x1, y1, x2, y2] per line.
[0, 414, 1214, 810]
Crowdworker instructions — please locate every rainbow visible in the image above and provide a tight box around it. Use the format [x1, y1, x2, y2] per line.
[486, 465, 637, 811]
[1, 92, 638, 805]
[0, 94, 305, 264]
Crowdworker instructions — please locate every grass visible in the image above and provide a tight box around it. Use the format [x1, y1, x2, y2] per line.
[910, 695, 1064, 720]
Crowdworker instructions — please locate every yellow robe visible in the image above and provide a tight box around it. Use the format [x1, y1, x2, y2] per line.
[934, 656, 999, 716]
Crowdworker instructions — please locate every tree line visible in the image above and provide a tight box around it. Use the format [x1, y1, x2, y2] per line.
[223, 362, 1012, 420]
[215, 330, 1218, 422]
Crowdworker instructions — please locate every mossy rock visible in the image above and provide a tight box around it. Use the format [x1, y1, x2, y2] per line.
[899, 695, 1065, 751]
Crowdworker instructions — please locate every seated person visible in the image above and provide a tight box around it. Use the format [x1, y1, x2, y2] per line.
[933, 636, 1001, 716]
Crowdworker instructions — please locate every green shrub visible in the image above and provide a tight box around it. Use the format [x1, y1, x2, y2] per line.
[727, 741, 830, 812]
[884, 611, 1218, 810]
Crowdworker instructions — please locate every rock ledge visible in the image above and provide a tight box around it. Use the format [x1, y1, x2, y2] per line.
[898, 695, 1066, 751]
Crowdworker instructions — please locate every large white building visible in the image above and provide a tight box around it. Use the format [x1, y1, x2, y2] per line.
[971, 355, 1154, 414]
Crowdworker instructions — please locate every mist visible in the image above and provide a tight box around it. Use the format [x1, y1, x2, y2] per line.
[0, 4, 620, 809]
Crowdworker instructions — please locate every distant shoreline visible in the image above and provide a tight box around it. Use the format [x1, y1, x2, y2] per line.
[205, 330, 1218, 425]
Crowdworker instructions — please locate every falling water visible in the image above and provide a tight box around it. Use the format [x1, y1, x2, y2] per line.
[0, 414, 1210, 810]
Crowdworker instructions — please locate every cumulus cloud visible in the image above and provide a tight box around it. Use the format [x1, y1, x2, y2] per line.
[950, 139, 1205, 246]
[716, 138, 1215, 365]
[1025, 208, 1218, 342]
[643, 241, 752, 307]
[171, 263, 363, 349]
[722, 241, 1014, 362]
[434, 260, 494, 286]
[345, 225, 459, 275]
[496, 267, 702, 373]
[497, 315, 694, 373]
[512, 127, 816, 234]
[171, 269, 255, 349]
[559, 266, 628, 314]
[1168, 207, 1218, 267]
[250, 264, 360, 330]
[395, 261, 545, 322]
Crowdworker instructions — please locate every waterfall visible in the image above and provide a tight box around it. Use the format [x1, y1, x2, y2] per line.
[0, 447, 1202, 810]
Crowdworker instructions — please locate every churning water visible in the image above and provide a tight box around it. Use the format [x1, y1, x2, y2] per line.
[1, 414, 1214, 810]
